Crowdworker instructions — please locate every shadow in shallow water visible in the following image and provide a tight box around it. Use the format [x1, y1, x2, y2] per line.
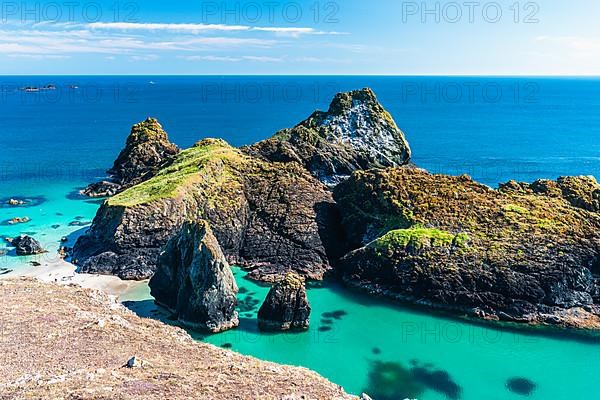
[506, 377, 537, 396]
[363, 360, 425, 400]
[363, 359, 463, 400]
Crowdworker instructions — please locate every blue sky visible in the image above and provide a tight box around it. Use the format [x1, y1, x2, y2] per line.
[1, 0, 599, 75]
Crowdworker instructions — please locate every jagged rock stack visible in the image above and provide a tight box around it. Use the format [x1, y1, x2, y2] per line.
[10, 235, 45, 256]
[149, 221, 239, 333]
[82, 117, 180, 197]
[258, 273, 311, 331]
[247, 88, 411, 185]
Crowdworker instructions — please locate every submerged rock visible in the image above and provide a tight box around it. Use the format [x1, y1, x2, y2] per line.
[7, 199, 27, 206]
[10, 235, 45, 256]
[335, 167, 600, 329]
[258, 273, 311, 331]
[149, 221, 239, 333]
[7, 217, 30, 225]
[506, 377, 537, 396]
[246, 88, 411, 186]
[82, 118, 180, 197]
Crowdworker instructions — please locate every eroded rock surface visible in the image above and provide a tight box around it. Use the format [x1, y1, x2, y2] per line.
[258, 273, 311, 331]
[149, 221, 238, 333]
[246, 88, 411, 185]
[334, 167, 600, 329]
[74, 139, 340, 281]
[82, 118, 180, 197]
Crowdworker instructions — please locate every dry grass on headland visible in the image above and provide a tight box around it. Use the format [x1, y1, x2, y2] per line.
[0, 278, 355, 400]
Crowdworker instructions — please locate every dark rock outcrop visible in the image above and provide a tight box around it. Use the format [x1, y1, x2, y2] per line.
[81, 181, 122, 198]
[10, 235, 45, 256]
[82, 118, 180, 197]
[74, 139, 341, 281]
[334, 167, 600, 329]
[258, 273, 311, 331]
[149, 221, 238, 333]
[246, 88, 411, 186]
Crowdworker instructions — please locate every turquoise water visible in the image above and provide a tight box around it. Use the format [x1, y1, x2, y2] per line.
[0, 180, 100, 271]
[124, 268, 600, 400]
[1, 76, 600, 399]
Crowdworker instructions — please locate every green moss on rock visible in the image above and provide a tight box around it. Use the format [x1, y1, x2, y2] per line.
[370, 227, 469, 253]
[109, 139, 245, 207]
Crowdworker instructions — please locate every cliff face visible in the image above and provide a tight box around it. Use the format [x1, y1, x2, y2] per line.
[246, 88, 411, 186]
[0, 278, 354, 400]
[149, 221, 239, 333]
[334, 168, 600, 329]
[74, 139, 340, 281]
[82, 118, 180, 197]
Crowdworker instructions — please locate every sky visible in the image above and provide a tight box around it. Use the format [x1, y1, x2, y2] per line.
[0, 0, 599, 75]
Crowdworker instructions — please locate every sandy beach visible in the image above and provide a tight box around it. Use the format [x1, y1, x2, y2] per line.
[1, 257, 149, 300]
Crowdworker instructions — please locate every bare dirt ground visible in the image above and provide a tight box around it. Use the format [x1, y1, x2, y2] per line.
[0, 278, 355, 400]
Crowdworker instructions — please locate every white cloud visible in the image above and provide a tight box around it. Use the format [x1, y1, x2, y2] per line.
[6, 54, 71, 60]
[89, 22, 250, 32]
[88, 22, 347, 37]
[180, 55, 283, 63]
[130, 54, 160, 61]
[535, 36, 600, 52]
[180, 55, 242, 62]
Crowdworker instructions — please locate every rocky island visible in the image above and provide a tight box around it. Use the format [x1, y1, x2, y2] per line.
[258, 272, 311, 331]
[82, 118, 180, 197]
[73, 88, 600, 331]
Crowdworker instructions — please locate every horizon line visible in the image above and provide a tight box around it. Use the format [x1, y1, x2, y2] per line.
[1, 74, 599, 78]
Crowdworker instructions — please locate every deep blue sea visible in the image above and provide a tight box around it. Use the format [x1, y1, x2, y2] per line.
[1, 76, 600, 189]
[1, 76, 600, 400]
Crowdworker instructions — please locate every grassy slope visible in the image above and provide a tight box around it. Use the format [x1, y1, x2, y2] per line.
[108, 139, 245, 208]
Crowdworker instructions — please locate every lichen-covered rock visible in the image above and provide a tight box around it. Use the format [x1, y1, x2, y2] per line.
[10, 235, 45, 256]
[500, 175, 600, 212]
[82, 118, 180, 197]
[149, 221, 238, 333]
[74, 139, 341, 281]
[334, 167, 600, 329]
[258, 273, 311, 331]
[246, 88, 411, 186]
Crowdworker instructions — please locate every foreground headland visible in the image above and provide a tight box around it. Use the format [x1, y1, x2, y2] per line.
[0, 278, 354, 400]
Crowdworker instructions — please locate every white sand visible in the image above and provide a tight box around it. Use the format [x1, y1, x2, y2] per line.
[1, 258, 149, 299]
